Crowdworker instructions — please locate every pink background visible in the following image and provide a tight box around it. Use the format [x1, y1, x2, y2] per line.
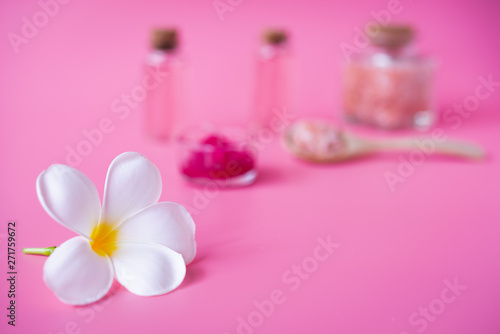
[1, 0, 500, 333]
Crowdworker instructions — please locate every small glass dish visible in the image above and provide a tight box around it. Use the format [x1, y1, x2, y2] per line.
[176, 125, 258, 187]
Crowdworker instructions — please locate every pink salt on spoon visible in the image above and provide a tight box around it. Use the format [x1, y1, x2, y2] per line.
[284, 120, 485, 163]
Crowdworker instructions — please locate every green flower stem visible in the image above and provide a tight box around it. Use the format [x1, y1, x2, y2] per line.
[22, 246, 56, 256]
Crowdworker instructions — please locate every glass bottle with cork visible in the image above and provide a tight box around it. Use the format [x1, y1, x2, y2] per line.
[145, 28, 185, 140]
[254, 28, 294, 129]
[342, 24, 435, 130]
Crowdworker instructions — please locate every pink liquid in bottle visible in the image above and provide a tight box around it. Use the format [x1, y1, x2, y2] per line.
[254, 29, 294, 128]
[144, 29, 185, 140]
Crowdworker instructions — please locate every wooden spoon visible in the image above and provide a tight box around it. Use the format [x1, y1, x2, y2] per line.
[284, 120, 485, 163]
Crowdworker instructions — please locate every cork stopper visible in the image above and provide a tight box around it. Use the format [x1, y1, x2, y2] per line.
[262, 29, 288, 45]
[369, 24, 414, 49]
[151, 28, 178, 51]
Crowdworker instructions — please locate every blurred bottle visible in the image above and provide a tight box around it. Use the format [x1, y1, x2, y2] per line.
[145, 28, 185, 140]
[342, 25, 435, 130]
[253, 29, 294, 129]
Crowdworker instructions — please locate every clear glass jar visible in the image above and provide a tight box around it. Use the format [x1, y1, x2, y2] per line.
[342, 25, 434, 130]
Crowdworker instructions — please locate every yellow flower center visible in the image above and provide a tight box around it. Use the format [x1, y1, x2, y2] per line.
[90, 222, 118, 256]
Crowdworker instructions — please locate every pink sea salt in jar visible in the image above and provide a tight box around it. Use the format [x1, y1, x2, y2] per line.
[342, 24, 435, 130]
[176, 126, 257, 186]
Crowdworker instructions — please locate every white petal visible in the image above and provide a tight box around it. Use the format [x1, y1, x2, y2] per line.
[101, 152, 162, 229]
[43, 236, 114, 305]
[111, 242, 186, 296]
[116, 202, 196, 264]
[37, 164, 100, 238]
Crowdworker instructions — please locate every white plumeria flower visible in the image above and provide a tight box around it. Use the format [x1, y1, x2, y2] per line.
[35, 152, 196, 305]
